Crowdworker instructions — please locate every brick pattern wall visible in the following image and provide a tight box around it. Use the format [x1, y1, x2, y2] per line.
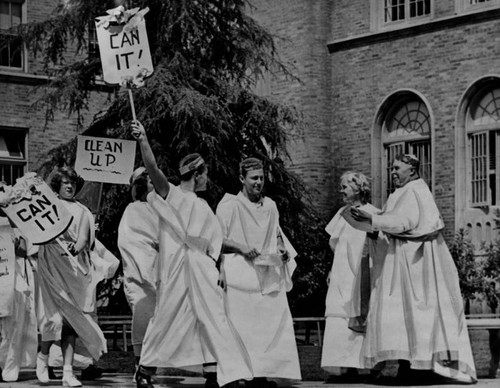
[248, 0, 500, 237]
[250, 0, 335, 216]
[0, 80, 110, 173]
[0, 1, 111, 175]
[330, 16, 500, 238]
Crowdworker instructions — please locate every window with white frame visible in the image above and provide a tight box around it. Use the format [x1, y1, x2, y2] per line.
[468, 0, 500, 6]
[88, 22, 99, 60]
[466, 88, 500, 207]
[382, 98, 432, 198]
[384, 0, 431, 23]
[0, 127, 26, 185]
[0, 0, 24, 69]
[458, 0, 500, 13]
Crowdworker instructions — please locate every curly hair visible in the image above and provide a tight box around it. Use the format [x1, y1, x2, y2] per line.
[50, 167, 83, 194]
[340, 171, 371, 204]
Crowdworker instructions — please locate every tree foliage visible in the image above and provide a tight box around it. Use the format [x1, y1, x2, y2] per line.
[21, 0, 331, 315]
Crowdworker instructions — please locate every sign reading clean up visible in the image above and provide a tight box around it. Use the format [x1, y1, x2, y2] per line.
[75, 135, 136, 184]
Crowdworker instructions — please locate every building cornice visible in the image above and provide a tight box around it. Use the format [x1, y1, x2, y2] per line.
[0, 70, 114, 92]
[0, 71, 49, 85]
[327, 8, 500, 54]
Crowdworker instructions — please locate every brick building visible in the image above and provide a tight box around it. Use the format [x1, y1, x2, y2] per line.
[250, 0, 500, 244]
[0, 0, 110, 185]
[5, 1, 500, 245]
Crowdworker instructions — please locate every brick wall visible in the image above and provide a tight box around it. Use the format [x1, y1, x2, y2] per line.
[0, 79, 111, 173]
[249, 0, 335, 217]
[249, 0, 500, 238]
[0, 1, 111, 176]
[329, 12, 500, 238]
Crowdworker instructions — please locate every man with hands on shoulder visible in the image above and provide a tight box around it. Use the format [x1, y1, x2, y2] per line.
[351, 154, 476, 384]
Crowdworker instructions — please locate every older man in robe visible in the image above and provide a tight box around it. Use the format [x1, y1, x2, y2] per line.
[216, 158, 301, 388]
[351, 154, 476, 383]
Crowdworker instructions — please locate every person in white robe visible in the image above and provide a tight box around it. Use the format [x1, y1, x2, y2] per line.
[47, 237, 119, 380]
[118, 167, 159, 365]
[216, 157, 301, 388]
[36, 167, 107, 388]
[351, 154, 477, 383]
[320, 172, 378, 381]
[131, 120, 253, 388]
[0, 216, 38, 382]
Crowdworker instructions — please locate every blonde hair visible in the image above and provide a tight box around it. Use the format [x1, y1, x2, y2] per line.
[340, 171, 371, 203]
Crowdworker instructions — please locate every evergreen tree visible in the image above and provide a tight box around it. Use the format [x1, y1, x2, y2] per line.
[19, 0, 330, 316]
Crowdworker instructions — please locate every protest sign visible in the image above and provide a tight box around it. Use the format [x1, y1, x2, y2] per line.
[74, 135, 136, 185]
[0, 221, 15, 317]
[95, 6, 153, 85]
[1, 174, 73, 245]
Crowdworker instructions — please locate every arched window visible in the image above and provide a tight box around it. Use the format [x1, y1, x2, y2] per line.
[382, 97, 432, 198]
[467, 87, 500, 206]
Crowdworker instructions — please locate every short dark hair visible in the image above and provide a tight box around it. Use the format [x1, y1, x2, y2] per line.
[179, 153, 207, 181]
[131, 172, 149, 201]
[239, 157, 263, 178]
[50, 167, 82, 193]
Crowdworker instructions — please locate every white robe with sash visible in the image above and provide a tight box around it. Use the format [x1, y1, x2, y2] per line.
[216, 192, 301, 380]
[37, 200, 106, 361]
[321, 203, 378, 372]
[140, 186, 253, 387]
[363, 179, 476, 382]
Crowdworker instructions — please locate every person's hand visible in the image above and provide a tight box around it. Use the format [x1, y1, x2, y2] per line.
[351, 207, 373, 223]
[14, 237, 27, 257]
[131, 120, 146, 141]
[66, 242, 77, 256]
[243, 248, 260, 261]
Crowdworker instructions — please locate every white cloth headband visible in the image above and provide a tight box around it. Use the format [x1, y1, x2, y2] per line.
[179, 156, 204, 175]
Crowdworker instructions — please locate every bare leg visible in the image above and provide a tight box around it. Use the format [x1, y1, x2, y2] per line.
[61, 334, 76, 367]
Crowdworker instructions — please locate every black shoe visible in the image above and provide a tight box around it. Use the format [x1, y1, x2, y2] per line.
[245, 377, 276, 388]
[205, 372, 220, 388]
[48, 366, 59, 380]
[136, 366, 154, 388]
[80, 364, 103, 380]
[222, 382, 240, 388]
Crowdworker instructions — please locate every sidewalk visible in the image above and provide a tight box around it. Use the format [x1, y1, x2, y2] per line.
[1, 371, 499, 388]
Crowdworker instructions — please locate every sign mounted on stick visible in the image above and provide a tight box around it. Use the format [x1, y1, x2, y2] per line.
[74, 135, 136, 185]
[0, 173, 73, 245]
[95, 6, 153, 86]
